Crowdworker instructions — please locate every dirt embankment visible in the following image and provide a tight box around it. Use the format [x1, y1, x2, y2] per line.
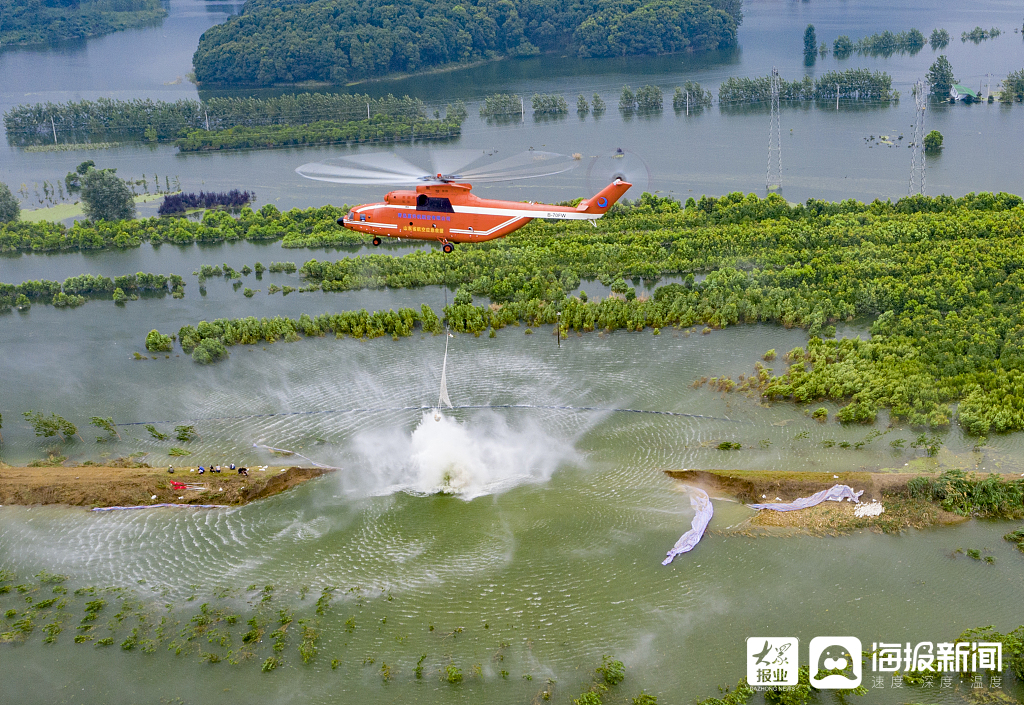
[664, 469, 909, 503]
[0, 465, 333, 508]
[664, 469, 972, 534]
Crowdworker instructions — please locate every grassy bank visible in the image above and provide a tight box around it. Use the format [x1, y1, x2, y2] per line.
[0, 465, 332, 508]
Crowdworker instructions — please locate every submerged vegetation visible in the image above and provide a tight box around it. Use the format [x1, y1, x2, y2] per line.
[719, 68, 897, 104]
[0, 570, 648, 693]
[3, 94, 466, 149]
[163, 306, 435, 362]
[1000, 69, 1024, 104]
[0, 204, 355, 254]
[673, 83, 713, 111]
[0, 272, 184, 311]
[962, 26, 1001, 43]
[175, 116, 462, 152]
[852, 29, 925, 56]
[480, 94, 523, 119]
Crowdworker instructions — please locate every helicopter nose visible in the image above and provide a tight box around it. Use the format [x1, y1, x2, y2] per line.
[336, 217, 345, 226]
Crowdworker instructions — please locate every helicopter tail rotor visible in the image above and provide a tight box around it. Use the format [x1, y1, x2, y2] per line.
[586, 148, 651, 195]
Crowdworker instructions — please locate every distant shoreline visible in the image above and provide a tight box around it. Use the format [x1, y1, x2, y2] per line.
[195, 57, 503, 91]
[0, 464, 333, 509]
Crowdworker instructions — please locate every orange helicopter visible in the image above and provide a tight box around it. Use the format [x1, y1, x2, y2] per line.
[296, 150, 632, 253]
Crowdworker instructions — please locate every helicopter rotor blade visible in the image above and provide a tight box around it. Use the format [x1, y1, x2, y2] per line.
[429, 149, 489, 180]
[335, 152, 431, 179]
[457, 150, 579, 182]
[295, 162, 432, 185]
[296, 149, 579, 186]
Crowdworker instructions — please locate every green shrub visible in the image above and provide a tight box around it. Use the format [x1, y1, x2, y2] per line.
[597, 656, 625, 686]
[145, 329, 173, 352]
[191, 338, 228, 364]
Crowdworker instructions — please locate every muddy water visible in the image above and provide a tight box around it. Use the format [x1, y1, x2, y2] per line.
[1, 327, 1024, 704]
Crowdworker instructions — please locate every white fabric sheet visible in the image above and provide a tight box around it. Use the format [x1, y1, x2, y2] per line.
[748, 484, 863, 511]
[662, 488, 713, 565]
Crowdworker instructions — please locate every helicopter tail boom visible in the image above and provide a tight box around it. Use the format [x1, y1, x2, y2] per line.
[577, 179, 632, 215]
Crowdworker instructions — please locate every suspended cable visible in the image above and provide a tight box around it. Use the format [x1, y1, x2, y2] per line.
[115, 404, 748, 428]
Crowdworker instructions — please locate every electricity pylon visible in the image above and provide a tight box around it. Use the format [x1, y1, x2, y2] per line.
[909, 80, 927, 196]
[767, 67, 782, 192]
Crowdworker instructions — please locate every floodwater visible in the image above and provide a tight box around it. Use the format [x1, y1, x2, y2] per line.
[1, 1, 1024, 704]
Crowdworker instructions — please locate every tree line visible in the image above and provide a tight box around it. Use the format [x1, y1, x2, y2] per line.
[0, 0, 166, 48]
[719, 68, 898, 104]
[0, 203, 351, 254]
[162, 307, 438, 363]
[191, 0, 741, 86]
[175, 115, 462, 152]
[0, 272, 185, 312]
[3, 94, 466, 147]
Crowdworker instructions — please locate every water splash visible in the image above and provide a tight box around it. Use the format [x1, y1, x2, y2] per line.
[344, 411, 578, 499]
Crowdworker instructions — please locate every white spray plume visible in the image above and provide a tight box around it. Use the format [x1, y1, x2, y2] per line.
[342, 410, 578, 500]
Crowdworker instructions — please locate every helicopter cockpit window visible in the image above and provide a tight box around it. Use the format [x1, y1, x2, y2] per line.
[416, 196, 455, 213]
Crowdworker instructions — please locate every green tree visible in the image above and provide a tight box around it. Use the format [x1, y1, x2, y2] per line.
[81, 168, 136, 222]
[803, 25, 817, 55]
[923, 130, 943, 152]
[619, 86, 636, 111]
[0, 181, 19, 223]
[592, 93, 606, 114]
[191, 337, 228, 364]
[927, 55, 956, 97]
[90, 416, 121, 441]
[22, 411, 81, 442]
[833, 35, 852, 55]
[634, 85, 663, 112]
[929, 28, 950, 48]
[577, 94, 590, 115]
[145, 329, 173, 351]
[112, 287, 129, 304]
[1000, 69, 1024, 103]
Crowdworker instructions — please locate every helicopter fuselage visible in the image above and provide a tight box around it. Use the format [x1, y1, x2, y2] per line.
[340, 180, 631, 245]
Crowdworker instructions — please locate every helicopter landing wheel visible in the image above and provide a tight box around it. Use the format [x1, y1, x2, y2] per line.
[372, 237, 381, 246]
[442, 242, 454, 254]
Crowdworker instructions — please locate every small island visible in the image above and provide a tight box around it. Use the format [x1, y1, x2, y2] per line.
[0, 464, 333, 509]
[192, 0, 742, 85]
[0, 0, 167, 49]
